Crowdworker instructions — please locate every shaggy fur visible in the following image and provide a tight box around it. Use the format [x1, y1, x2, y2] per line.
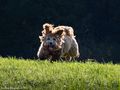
[37, 23, 80, 61]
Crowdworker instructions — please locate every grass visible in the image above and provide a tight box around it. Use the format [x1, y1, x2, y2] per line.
[0, 57, 119, 90]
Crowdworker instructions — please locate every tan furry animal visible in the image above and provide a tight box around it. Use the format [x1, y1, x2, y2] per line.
[37, 23, 80, 61]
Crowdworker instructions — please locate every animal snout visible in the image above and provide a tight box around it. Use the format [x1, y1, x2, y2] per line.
[49, 42, 52, 45]
[49, 42, 55, 48]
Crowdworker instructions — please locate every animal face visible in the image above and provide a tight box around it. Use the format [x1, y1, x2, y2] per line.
[42, 35, 57, 49]
[39, 31, 64, 51]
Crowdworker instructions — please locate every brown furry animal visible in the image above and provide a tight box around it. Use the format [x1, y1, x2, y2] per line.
[37, 23, 80, 61]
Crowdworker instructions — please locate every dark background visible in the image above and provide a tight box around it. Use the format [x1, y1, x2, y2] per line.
[0, 0, 120, 63]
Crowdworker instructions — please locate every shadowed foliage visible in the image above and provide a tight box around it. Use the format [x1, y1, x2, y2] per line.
[0, 0, 120, 63]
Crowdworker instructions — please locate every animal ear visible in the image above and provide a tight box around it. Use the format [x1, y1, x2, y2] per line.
[39, 36, 42, 39]
[42, 23, 53, 34]
[55, 30, 64, 36]
[39, 36, 44, 42]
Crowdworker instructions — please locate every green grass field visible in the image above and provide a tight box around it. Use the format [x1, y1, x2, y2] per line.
[0, 57, 119, 90]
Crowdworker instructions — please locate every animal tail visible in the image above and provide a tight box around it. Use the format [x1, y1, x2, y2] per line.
[64, 26, 74, 36]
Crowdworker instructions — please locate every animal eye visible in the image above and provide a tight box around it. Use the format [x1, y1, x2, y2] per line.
[47, 37, 50, 40]
[53, 38, 56, 41]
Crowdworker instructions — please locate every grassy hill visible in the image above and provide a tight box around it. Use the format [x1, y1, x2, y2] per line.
[0, 57, 119, 90]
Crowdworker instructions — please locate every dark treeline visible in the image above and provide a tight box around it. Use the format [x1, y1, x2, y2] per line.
[0, 0, 120, 63]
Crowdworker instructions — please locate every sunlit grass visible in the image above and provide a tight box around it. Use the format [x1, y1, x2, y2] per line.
[0, 57, 119, 90]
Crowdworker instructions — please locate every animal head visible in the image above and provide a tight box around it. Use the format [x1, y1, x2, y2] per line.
[39, 24, 65, 51]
